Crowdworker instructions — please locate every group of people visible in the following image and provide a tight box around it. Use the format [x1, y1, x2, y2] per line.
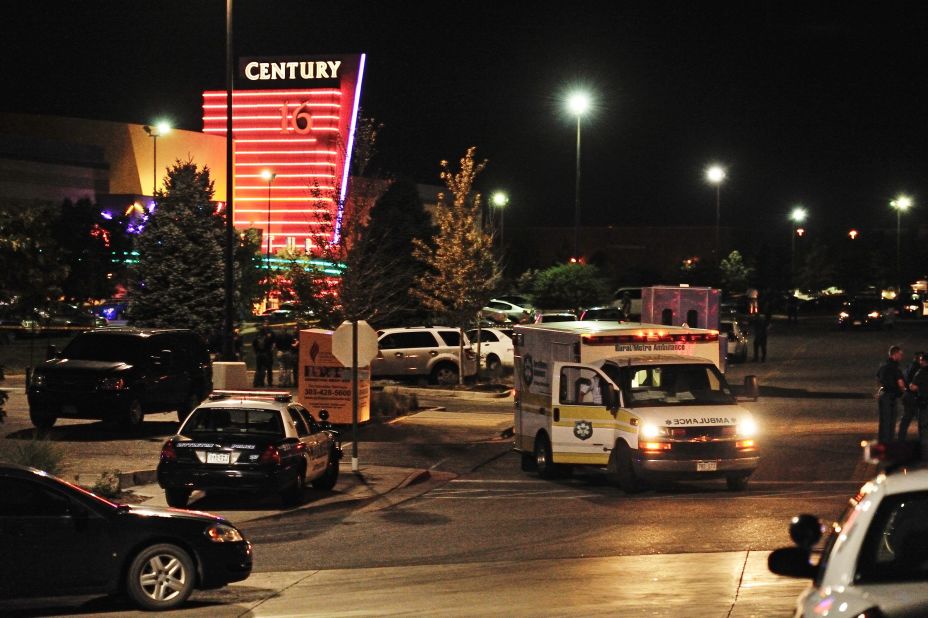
[876, 345, 928, 447]
[251, 322, 300, 388]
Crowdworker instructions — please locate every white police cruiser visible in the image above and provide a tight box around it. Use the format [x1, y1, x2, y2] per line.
[768, 441, 928, 617]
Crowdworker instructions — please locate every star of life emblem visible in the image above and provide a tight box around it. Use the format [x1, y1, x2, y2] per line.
[574, 420, 593, 440]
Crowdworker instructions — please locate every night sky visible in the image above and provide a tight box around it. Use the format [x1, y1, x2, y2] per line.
[3, 2, 927, 243]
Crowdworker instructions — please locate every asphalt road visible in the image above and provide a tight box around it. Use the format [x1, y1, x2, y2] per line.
[3, 316, 923, 615]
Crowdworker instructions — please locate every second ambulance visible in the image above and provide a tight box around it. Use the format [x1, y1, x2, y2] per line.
[513, 321, 760, 491]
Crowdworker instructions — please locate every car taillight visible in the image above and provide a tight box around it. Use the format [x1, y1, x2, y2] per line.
[160, 440, 177, 462]
[259, 445, 281, 466]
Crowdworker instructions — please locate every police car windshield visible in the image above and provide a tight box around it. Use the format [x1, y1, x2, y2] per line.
[618, 363, 735, 408]
[182, 408, 284, 437]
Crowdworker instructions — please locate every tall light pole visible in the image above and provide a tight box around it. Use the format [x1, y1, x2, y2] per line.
[491, 191, 509, 250]
[706, 164, 726, 262]
[222, 0, 236, 361]
[890, 194, 913, 294]
[566, 91, 590, 261]
[261, 170, 276, 308]
[142, 121, 171, 197]
[789, 206, 807, 288]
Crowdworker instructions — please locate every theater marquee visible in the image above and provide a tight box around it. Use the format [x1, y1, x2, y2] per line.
[203, 54, 366, 252]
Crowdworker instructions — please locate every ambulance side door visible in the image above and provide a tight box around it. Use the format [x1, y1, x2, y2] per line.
[550, 363, 623, 465]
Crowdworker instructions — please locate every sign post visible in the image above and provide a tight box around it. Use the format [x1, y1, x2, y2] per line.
[332, 320, 378, 472]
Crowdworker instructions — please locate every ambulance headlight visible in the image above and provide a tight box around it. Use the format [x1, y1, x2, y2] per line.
[641, 423, 662, 439]
[737, 418, 758, 437]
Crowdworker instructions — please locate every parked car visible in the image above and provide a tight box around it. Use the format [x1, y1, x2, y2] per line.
[720, 318, 748, 363]
[534, 312, 578, 324]
[481, 299, 534, 324]
[768, 442, 928, 617]
[0, 463, 252, 610]
[19, 303, 107, 336]
[28, 328, 213, 429]
[579, 306, 625, 321]
[157, 391, 341, 508]
[493, 294, 533, 308]
[837, 296, 895, 329]
[466, 327, 514, 371]
[611, 287, 643, 319]
[371, 326, 478, 385]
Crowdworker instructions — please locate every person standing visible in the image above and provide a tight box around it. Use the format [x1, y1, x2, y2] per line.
[252, 322, 275, 387]
[876, 345, 906, 443]
[907, 353, 928, 453]
[899, 350, 923, 440]
[752, 313, 769, 362]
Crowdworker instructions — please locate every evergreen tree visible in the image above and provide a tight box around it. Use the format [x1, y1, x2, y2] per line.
[128, 160, 225, 340]
[0, 198, 65, 307]
[719, 250, 754, 294]
[531, 263, 609, 313]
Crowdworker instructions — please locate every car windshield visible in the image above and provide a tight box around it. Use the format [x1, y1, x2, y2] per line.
[182, 407, 284, 436]
[617, 363, 735, 407]
[61, 334, 144, 363]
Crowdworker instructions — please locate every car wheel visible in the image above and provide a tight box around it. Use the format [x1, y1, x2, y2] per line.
[486, 354, 502, 373]
[177, 392, 199, 423]
[534, 434, 563, 479]
[164, 488, 191, 508]
[311, 447, 340, 491]
[125, 543, 195, 611]
[29, 407, 56, 430]
[281, 466, 306, 506]
[726, 474, 750, 491]
[124, 399, 144, 428]
[431, 362, 459, 386]
[608, 442, 648, 493]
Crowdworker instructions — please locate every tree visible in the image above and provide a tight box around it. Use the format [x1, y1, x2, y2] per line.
[0, 198, 66, 307]
[413, 147, 500, 382]
[719, 250, 754, 294]
[128, 160, 226, 341]
[530, 263, 610, 313]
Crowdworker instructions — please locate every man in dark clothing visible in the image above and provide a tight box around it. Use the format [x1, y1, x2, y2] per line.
[252, 323, 275, 387]
[898, 350, 923, 440]
[907, 353, 928, 453]
[752, 314, 769, 362]
[876, 345, 906, 443]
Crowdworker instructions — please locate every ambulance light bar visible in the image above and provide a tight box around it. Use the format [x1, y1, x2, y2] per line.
[582, 331, 719, 345]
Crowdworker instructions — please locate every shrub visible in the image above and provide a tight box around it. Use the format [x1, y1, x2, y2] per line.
[0, 438, 65, 475]
[89, 468, 122, 499]
[371, 389, 418, 418]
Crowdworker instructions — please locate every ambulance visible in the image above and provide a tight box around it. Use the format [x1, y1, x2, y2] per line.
[513, 321, 760, 491]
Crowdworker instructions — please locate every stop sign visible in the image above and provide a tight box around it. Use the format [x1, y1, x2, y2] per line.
[332, 320, 378, 367]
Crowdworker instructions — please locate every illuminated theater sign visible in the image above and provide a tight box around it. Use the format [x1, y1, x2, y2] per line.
[203, 53, 366, 253]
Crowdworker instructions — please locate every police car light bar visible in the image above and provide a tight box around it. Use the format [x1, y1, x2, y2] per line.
[209, 390, 293, 403]
[862, 439, 921, 466]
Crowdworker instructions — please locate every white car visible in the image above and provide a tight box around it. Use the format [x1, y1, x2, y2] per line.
[481, 299, 534, 324]
[371, 326, 477, 385]
[466, 327, 514, 371]
[769, 442, 928, 617]
[721, 319, 748, 363]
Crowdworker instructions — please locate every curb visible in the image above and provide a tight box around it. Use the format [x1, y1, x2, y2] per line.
[396, 468, 431, 489]
[382, 384, 513, 400]
[119, 469, 158, 489]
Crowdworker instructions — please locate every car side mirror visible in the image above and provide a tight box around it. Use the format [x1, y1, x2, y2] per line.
[767, 547, 816, 579]
[604, 387, 621, 413]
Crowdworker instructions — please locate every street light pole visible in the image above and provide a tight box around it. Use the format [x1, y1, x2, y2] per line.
[262, 170, 276, 308]
[491, 191, 509, 251]
[789, 206, 807, 289]
[706, 165, 726, 263]
[143, 122, 170, 197]
[891, 195, 913, 295]
[566, 91, 590, 261]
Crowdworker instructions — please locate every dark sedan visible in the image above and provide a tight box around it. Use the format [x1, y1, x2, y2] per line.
[838, 297, 894, 329]
[0, 464, 252, 610]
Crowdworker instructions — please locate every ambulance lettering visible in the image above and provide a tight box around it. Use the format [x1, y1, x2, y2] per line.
[665, 417, 736, 425]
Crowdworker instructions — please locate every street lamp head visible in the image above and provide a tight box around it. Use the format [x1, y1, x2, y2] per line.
[705, 165, 726, 185]
[891, 194, 913, 211]
[566, 91, 591, 117]
[155, 121, 171, 135]
[261, 169, 277, 182]
[143, 121, 171, 137]
[491, 191, 509, 208]
[790, 206, 808, 224]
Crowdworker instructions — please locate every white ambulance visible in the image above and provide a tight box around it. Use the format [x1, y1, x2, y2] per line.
[513, 321, 760, 491]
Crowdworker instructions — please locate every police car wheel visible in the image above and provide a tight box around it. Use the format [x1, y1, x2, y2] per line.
[165, 488, 190, 508]
[726, 474, 749, 491]
[281, 467, 306, 506]
[312, 447, 339, 491]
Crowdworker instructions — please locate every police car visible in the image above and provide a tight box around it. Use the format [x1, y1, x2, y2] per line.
[768, 441, 928, 617]
[157, 391, 341, 507]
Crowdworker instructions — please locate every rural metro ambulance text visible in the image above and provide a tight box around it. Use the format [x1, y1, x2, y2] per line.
[512, 322, 759, 491]
[299, 329, 370, 425]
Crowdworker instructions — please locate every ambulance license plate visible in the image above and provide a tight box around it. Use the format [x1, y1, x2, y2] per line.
[697, 461, 717, 472]
[207, 452, 231, 464]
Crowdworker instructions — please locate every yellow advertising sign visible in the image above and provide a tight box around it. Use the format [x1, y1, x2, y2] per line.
[298, 329, 371, 425]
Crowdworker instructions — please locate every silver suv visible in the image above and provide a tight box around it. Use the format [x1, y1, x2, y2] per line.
[371, 327, 477, 385]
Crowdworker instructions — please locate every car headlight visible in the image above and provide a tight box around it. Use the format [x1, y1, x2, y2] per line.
[205, 523, 245, 543]
[641, 423, 663, 438]
[867, 311, 880, 319]
[737, 417, 758, 437]
[99, 376, 127, 391]
[838, 311, 850, 319]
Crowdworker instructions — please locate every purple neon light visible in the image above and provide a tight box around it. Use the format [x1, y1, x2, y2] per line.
[100, 210, 113, 220]
[332, 53, 366, 245]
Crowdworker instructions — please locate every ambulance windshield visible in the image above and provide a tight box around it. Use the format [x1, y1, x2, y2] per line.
[616, 363, 735, 408]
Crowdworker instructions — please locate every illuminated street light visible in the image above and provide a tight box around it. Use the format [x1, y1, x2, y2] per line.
[705, 165, 726, 261]
[261, 169, 276, 308]
[491, 191, 509, 250]
[890, 194, 913, 294]
[789, 206, 808, 287]
[566, 90, 591, 261]
[142, 121, 171, 198]
[848, 229, 859, 240]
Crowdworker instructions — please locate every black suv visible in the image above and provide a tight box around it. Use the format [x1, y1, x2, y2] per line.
[27, 328, 213, 429]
